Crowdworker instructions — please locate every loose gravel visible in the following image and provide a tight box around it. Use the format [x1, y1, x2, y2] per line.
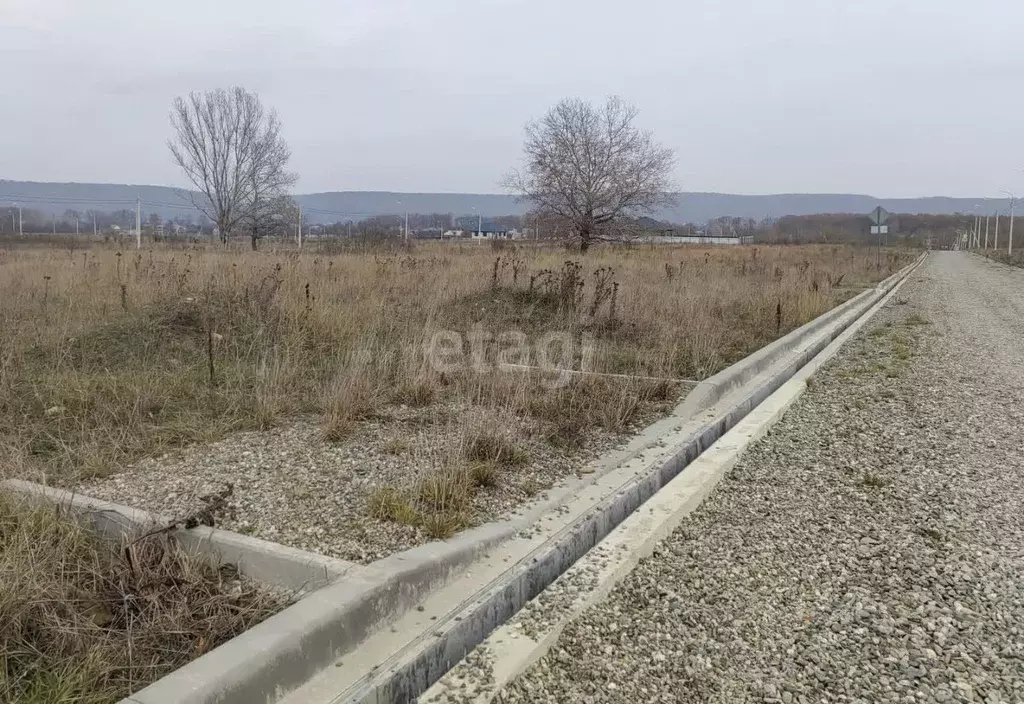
[500, 253, 1024, 704]
[79, 399, 665, 564]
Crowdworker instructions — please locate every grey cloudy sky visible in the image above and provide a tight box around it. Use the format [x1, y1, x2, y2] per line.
[2, 0, 1023, 196]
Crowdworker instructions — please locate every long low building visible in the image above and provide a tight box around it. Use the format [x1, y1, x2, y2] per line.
[640, 234, 756, 245]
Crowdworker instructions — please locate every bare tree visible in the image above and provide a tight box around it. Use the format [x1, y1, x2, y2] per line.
[248, 193, 299, 249]
[168, 87, 295, 245]
[504, 96, 675, 252]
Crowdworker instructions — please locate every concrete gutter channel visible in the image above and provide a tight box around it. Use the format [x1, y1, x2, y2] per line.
[326, 257, 923, 704]
[425, 251, 925, 704]
[0, 255, 923, 704]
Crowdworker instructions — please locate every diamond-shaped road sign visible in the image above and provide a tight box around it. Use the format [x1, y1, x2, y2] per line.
[868, 206, 890, 226]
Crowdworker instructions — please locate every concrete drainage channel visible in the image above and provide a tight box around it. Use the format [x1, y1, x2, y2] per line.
[424, 252, 924, 703]
[2, 255, 923, 704]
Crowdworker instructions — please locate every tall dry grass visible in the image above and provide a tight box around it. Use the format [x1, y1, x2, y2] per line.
[0, 241, 913, 483]
[0, 490, 285, 703]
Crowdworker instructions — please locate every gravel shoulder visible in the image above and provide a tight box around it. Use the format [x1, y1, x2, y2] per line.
[78, 396, 670, 564]
[501, 252, 1024, 704]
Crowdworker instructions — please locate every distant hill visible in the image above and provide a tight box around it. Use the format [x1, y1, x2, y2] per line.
[0, 179, 1009, 224]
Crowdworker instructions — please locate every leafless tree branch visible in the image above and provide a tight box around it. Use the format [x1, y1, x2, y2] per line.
[502, 96, 675, 252]
[168, 87, 295, 246]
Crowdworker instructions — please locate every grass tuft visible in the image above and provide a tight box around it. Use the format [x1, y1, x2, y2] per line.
[861, 470, 888, 487]
[464, 426, 529, 468]
[367, 487, 419, 525]
[468, 460, 501, 488]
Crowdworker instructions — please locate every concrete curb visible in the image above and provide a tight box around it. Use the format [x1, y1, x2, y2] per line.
[120, 521, 515, 704]
[1, 478, 352, 592]
[338, 256, 924, 704]
[0, 478, 519, 704]
[423, 253, 923, 703]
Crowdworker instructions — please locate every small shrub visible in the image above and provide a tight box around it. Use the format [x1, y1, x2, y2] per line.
[905, 312, 930, 326]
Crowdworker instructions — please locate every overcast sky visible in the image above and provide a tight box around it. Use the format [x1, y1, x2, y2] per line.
[2, 0, 1023, 197]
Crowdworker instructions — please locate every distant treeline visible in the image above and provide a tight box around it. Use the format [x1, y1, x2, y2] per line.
[1, 204, 977, 248]
[757, 213, 974, 247]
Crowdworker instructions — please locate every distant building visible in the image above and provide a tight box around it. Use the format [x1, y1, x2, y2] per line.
[471, 225, 518, 240]
[640, 234, 755, 246]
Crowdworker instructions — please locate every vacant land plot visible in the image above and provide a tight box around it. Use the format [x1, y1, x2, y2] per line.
[0, 241, 912, 561]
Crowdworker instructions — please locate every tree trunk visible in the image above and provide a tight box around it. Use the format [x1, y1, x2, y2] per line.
[579, 220, 592, 253]
[250, 230, 259, 251]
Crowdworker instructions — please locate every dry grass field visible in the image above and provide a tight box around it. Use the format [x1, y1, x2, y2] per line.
[0, 240, 908, 479]
[0, 241, 914, 542]
[979, 249, 1024, 268]
[0, 238, 913, 702]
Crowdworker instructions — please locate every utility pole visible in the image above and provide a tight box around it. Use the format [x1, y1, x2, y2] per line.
[136, 196, 141, 249]
[404, 211, 409, 243]
[985, 215, 990, 249]
[74, 216, 79, 236]
[994, 211, 1000, 250]
[52, 214, 56, 235]
[1010, 198, 1015, 256]
[1002, 190, 1016, 256]
[93, 212, 97, 236]
[297, 206, 303, 248]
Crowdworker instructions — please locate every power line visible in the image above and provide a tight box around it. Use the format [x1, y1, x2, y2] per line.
[0, 193, 139, 205]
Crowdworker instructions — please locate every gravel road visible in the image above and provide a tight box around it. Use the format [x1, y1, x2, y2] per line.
[501, 253, 1024, 704]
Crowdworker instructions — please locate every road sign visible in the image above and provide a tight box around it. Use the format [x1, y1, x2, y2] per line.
[868, 206, 890, 226]
[870, 225, 889, 235]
